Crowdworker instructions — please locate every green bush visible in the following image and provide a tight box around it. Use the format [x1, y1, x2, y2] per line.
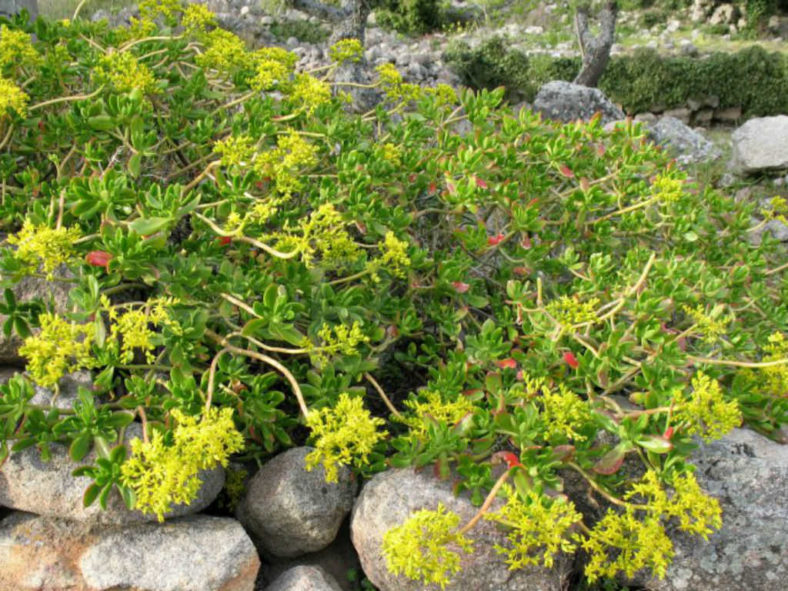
[446, 42, 788, 117]
[375, 0, 444, 35]
[0, 3, 786, 587]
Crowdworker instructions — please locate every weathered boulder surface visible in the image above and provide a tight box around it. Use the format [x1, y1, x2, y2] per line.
[0, 421, 225, 524]
[351, 468, 572, 591]
[0, 512, 259, 590]
[731, 115, 788, 174]
[0, 273, 72, 364]
[648, 116, 720, 165]
[264, 565, 344, 591]
[237, 447, 356, 558]
[533, 81, 624, 125]
[630, 428, 788, 591]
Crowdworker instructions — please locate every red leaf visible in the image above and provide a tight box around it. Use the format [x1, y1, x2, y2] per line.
[496, 358, 517, 370]
[563, 351, 579, 369]
[428, 182, 437, 195]
[487, 233, 505, 246]
[593, 446, 626, 475]
[475, 176, 488, 189]
[217, 236, 232, 246]
[498, 451, 522, 469]
[663, 427, 674, 440]
[85, 251, 112, 269]
[559, 164, 574, 178]
[451, 281, 470, 294]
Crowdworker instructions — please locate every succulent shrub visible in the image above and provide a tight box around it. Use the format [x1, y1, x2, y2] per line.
[0, 2, 786, 585]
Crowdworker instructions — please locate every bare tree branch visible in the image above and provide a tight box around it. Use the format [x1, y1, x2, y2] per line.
[574, 0, 618, 88]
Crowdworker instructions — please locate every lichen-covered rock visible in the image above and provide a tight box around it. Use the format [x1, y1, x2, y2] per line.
[731, 115, 788, 174]
[350, 468, 572, 591]
[533, 81, 624, 125]
[0, 422, 225, 524]
[630, 428, 788, 591]
[0, 512, 259, 591]
[648, 116, 720, 165]
[237, 447, 356, 558]
[264, 565, 344, 591]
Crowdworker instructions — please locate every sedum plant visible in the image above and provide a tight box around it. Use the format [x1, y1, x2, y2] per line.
[0, 1, 786, 584]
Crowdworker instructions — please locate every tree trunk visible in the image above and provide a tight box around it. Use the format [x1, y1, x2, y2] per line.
[0, 0, 38, 20]
[573, 0, 618, 88]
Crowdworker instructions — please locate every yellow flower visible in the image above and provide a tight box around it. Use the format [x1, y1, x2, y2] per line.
[248, 47, 297, 92]
[485, 486, 582, 569]
[682, 304, 731, 344]
[120, 407, 244, 521]
[6, 220, 81, 278]
[19, 314, 95, 387]
[94, 51, 158, 94]
[651, 173, 684, 204]
[382, 503, 474, 589]
[253, 129, 318, 196]
[370, 231, 411, 280]
[402, 390, 475, 438]
[290, 73, 331, 114]
[329, 38, 363, 64]
[545, 295, 600, 327]
[213, 134, 256, 167]
[673, 372, 742, 442]
[0, 25, 41, 71]
[580, 508, 674, 582]
[182, 3, 217, 34]
[540, 381, 593, 442]
[305, 393, 387, 482]
[0, 76, 29, 118]
[139, 0, 183, 23]
[196, 29, 250, 72]
[110, 298, 177, 363]
[315, 321, 370, 359]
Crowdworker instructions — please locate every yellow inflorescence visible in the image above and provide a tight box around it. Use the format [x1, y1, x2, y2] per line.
[682, 304, 731, 344]
[402, 390, 475, 438]
[371, 231, 411, 280]
[274, 203, 360, 269]
[581, 508, 674, 582]
[540, 382, 593, 442]
[196, 29, 251, 72]
[7, 220, 81, 278]
[182, 3, 217, 34]
[120, 407, 244, 521]
[673, 372, 742, 442]
[0, 76, 29, 117]
[95, 51, 158, 94]
[254, 129, 318, 196]
[249, 47, 298, 92]
[545, 295, 600, 327]
[382, 503, 474, 589]
[329, 38, 363, 64]
[213, 134, 255, 167]
[315, 321, 370, 359]
[138, 0, 183, 22]
[290, 73, 331, 114]
[304, 393, 387, 483]
[651, 173, 685, 204]
[485, 486, 582, 569]
[0, 25, 41, 71]
[106, 297, 177, 363]
[19, 314, 95, 387]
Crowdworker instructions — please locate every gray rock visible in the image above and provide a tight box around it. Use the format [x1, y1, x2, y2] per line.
[632, 429, 788, 591]
[237, 447, 356, 558]
[0, 512, 259, 590]
[0, 273, 72, 364]
[0, 422, 225, 524]
[714, 106, 742, 124]
[648, 116, 720, 165]
[264, 565, 343, 591]
[351, 468, 572, 590]
[662, 107, 692, 125]
[533, 81, 624, 125]
[731, 116, 788, 174]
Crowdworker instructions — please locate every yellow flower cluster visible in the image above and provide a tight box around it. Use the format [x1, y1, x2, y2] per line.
[120, 407, 244, 521]
[276, 203, 360, 269]
[682, 304, 731, 344]
[7, 220, 81, 278]
[290, 73, 331, 114]
[254, 129, 318, 196]
[19, 314, 94, 387]
[651, 173, 685, 204]
[369, 231, 411, 280]
[756, 332, 788, 397]
[581, 508, 674, 581]
[305, 393, 387, 482]
[382, 503, 474, 589]
[485, 486, 582, 569]
[380, 143, 402, 165]
[0, 76, 29, 118]
[182, 3, 217, 34]
[375, 63, 422, 103]
[0, 25, 41, 71]
[539, 381, 593, 442]
[95, 51, 158, 94]
[106, 298, 176, 363]
[402, 390, 475, 438]
[196, 29, 251, 72]
[545, 295, 600, 327]
[673, 372, 742, 442]
[626, 470, 722, 538]
[139, 0, 183, 23]
[329, 38, 363, 64]
[313, 321, 370, 363]
[213, 134, 255, 167]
